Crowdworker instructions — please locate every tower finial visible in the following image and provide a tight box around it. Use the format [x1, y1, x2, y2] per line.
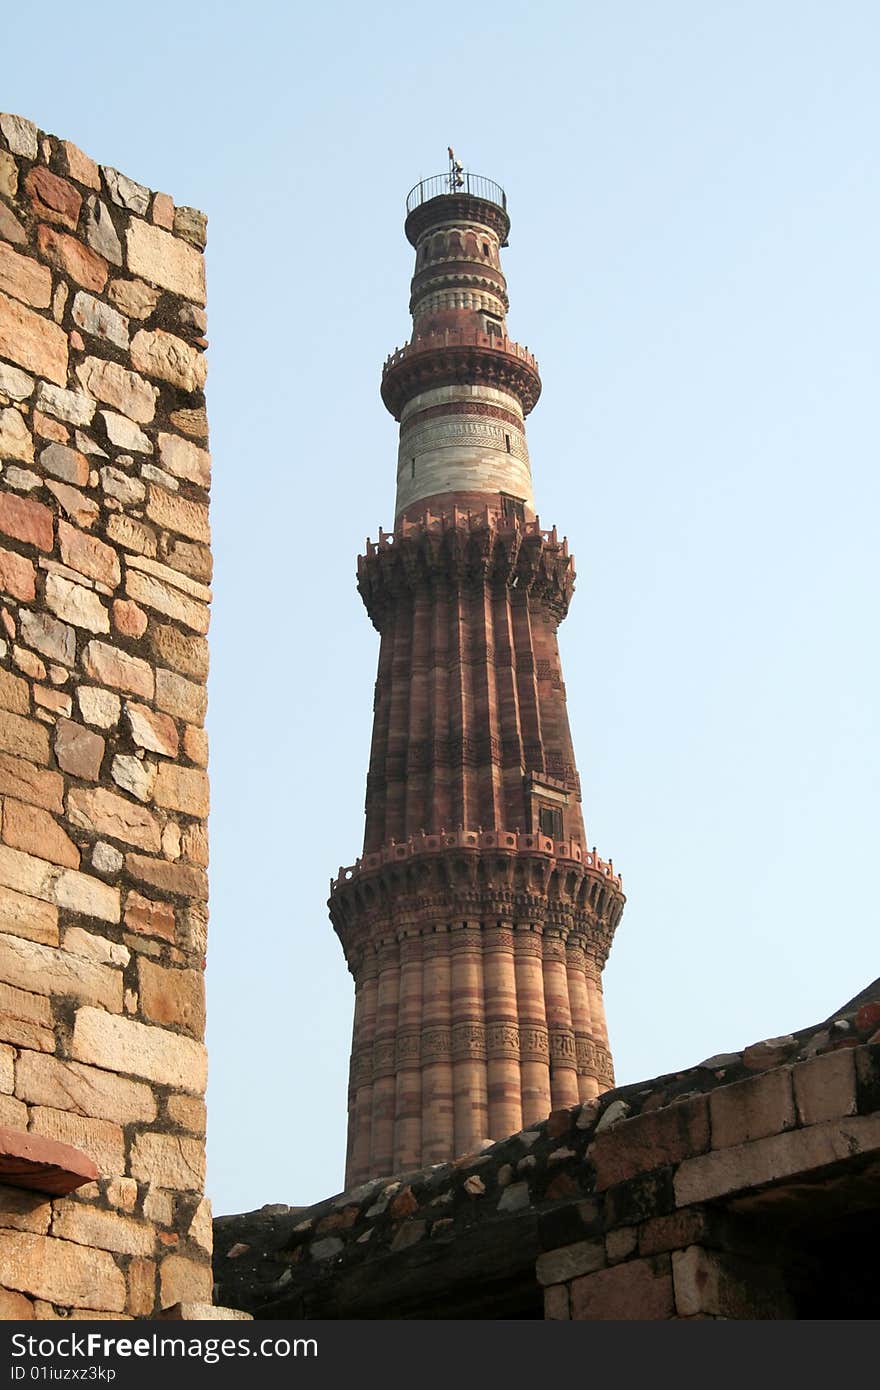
[447, 146, 464, 192]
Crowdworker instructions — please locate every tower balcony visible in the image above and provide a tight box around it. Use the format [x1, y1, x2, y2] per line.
[381, 329, 542, 420]
[404, 173, 511, 247]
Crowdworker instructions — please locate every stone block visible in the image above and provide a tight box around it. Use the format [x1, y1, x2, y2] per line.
[158, 434, 210, 487]
[126, 221, 206, 304]
[0, 710, 50, 764]
[53, 1202, 155, 1256]
[76, 687, 120, 730]
[58, 520, 121, 588]
[0, 1229, 125, 1310]
[672, 1246, 793, 1319]
[0, 289, 68, 385]
[0, 241, 53, 309]
[589, 1095, 710, 1190]
[2, 799, 80, 868]
[68, 785, 161, 851]
[0, 1186, 52, 1234]
[146, 487, 210, 544]
[0, 883, 58, 945]
[0, 490, 54, 552]
[124, 890, 176, 941]
[138, 958, 205, 1037]
[125, 568, 209, 635]
[126, 1257, 156, 1317]
[570, 1255, 674, 1320]
[710, 1068, 796, 1149]
[76, 356, 156, 423]
[638, 1208, 711, 1257]
[0, 756, 63, 811]
[131, 329, 207, 393]
[0, 667, 29, 715]
[153, 764, 209, 818]
[19, 610, 76, 665]
[24, 167, 82, 230]
[29, 1107, 125, 1175]
[40, 442, 90, 487]
[112, 601, 147, 638]
[0, 930, 122, 1011]
[0, 547, 35, 601]
[0, 407, 34, 464]
[72, 291, 129, 350]
[150, 625, 209, 681]
[125, 853, 207, 901]
[675, 1114, 880, 1206]
[71, 1006, 207, 1092]
[166, 1093, 206, 1135]
[130, 1133, 205, 1190]
[54, 719, 106, 780]
[125, 702, 178, 758]
[0, 1288, 34, 1317]
[83, 640, 154, 699]
[792, 1049, 857, 1126]
[15, 1051, 156, 1124]
[536, 1238, 605, 1286]
[155, 669, 206, 725]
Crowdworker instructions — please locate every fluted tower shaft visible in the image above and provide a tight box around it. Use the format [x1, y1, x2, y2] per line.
[330, 168, 624, 1187]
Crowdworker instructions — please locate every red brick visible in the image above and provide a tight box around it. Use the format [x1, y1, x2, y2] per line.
[125, 845, 207, 900]
[54, 719, 105, 781]
[546, 1107, 575, 1139]
[710, 1068, 795, 1149]
[124, 892, 175, 942]
[58, 520, 121, 588]
[570, 1255, 674, 1320]
[61, 142, 101, 191]
[390, 1186, 419, 1219]
[25, 168, 82, 230]
[111, 600, 147, 638]
[0, 492, 54, 552]
[37, 226, 107, 294]
[589, 1096, 710, 1190]
[33, 410, 69, 444]
[0, 241, 53, 309]
[855, 1002, 880, 1035]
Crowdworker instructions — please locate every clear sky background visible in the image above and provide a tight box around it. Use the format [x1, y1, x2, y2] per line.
[5, 1, 877, 1217]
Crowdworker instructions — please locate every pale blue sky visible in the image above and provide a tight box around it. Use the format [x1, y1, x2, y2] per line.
[6, 1, 878, 1216]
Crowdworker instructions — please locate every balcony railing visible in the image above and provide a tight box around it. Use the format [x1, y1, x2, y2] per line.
[406, 172, 507, 215]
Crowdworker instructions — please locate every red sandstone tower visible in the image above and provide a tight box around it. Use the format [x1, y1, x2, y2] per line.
[329, 160, 625, 1187]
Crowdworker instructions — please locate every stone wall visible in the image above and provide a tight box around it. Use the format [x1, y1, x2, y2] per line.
[0, 113, 211, 1319]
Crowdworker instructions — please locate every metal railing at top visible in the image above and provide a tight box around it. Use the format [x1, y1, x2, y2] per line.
[406, 172, 507, 215]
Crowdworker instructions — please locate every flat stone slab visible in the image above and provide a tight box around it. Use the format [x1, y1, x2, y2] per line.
[0, 1124, 99, 1195]
[159, 1302, 252, 1321]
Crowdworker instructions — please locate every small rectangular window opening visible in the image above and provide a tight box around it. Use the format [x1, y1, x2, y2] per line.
[539, 806, 564, 841]
[505, 433, 511, 453]
[500, 493, 526, 525]
[411, 457, 416, 478]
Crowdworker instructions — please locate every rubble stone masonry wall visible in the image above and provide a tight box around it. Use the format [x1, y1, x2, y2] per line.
[0, 113, 211, 1319]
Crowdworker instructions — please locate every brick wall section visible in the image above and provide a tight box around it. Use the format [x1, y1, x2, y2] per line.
[0, 112, 211, 1319]
[213, 987, 880, 1318]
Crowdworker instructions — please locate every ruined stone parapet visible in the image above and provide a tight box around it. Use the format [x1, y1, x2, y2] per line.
[0, 112, 211, 1318]
[213, 986, 880, 1320]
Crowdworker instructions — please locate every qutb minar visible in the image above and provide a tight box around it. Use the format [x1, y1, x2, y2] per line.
[329, 155, 625, 1187]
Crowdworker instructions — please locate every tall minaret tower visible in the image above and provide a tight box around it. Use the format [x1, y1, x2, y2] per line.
[329, 159, 625, 1187]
